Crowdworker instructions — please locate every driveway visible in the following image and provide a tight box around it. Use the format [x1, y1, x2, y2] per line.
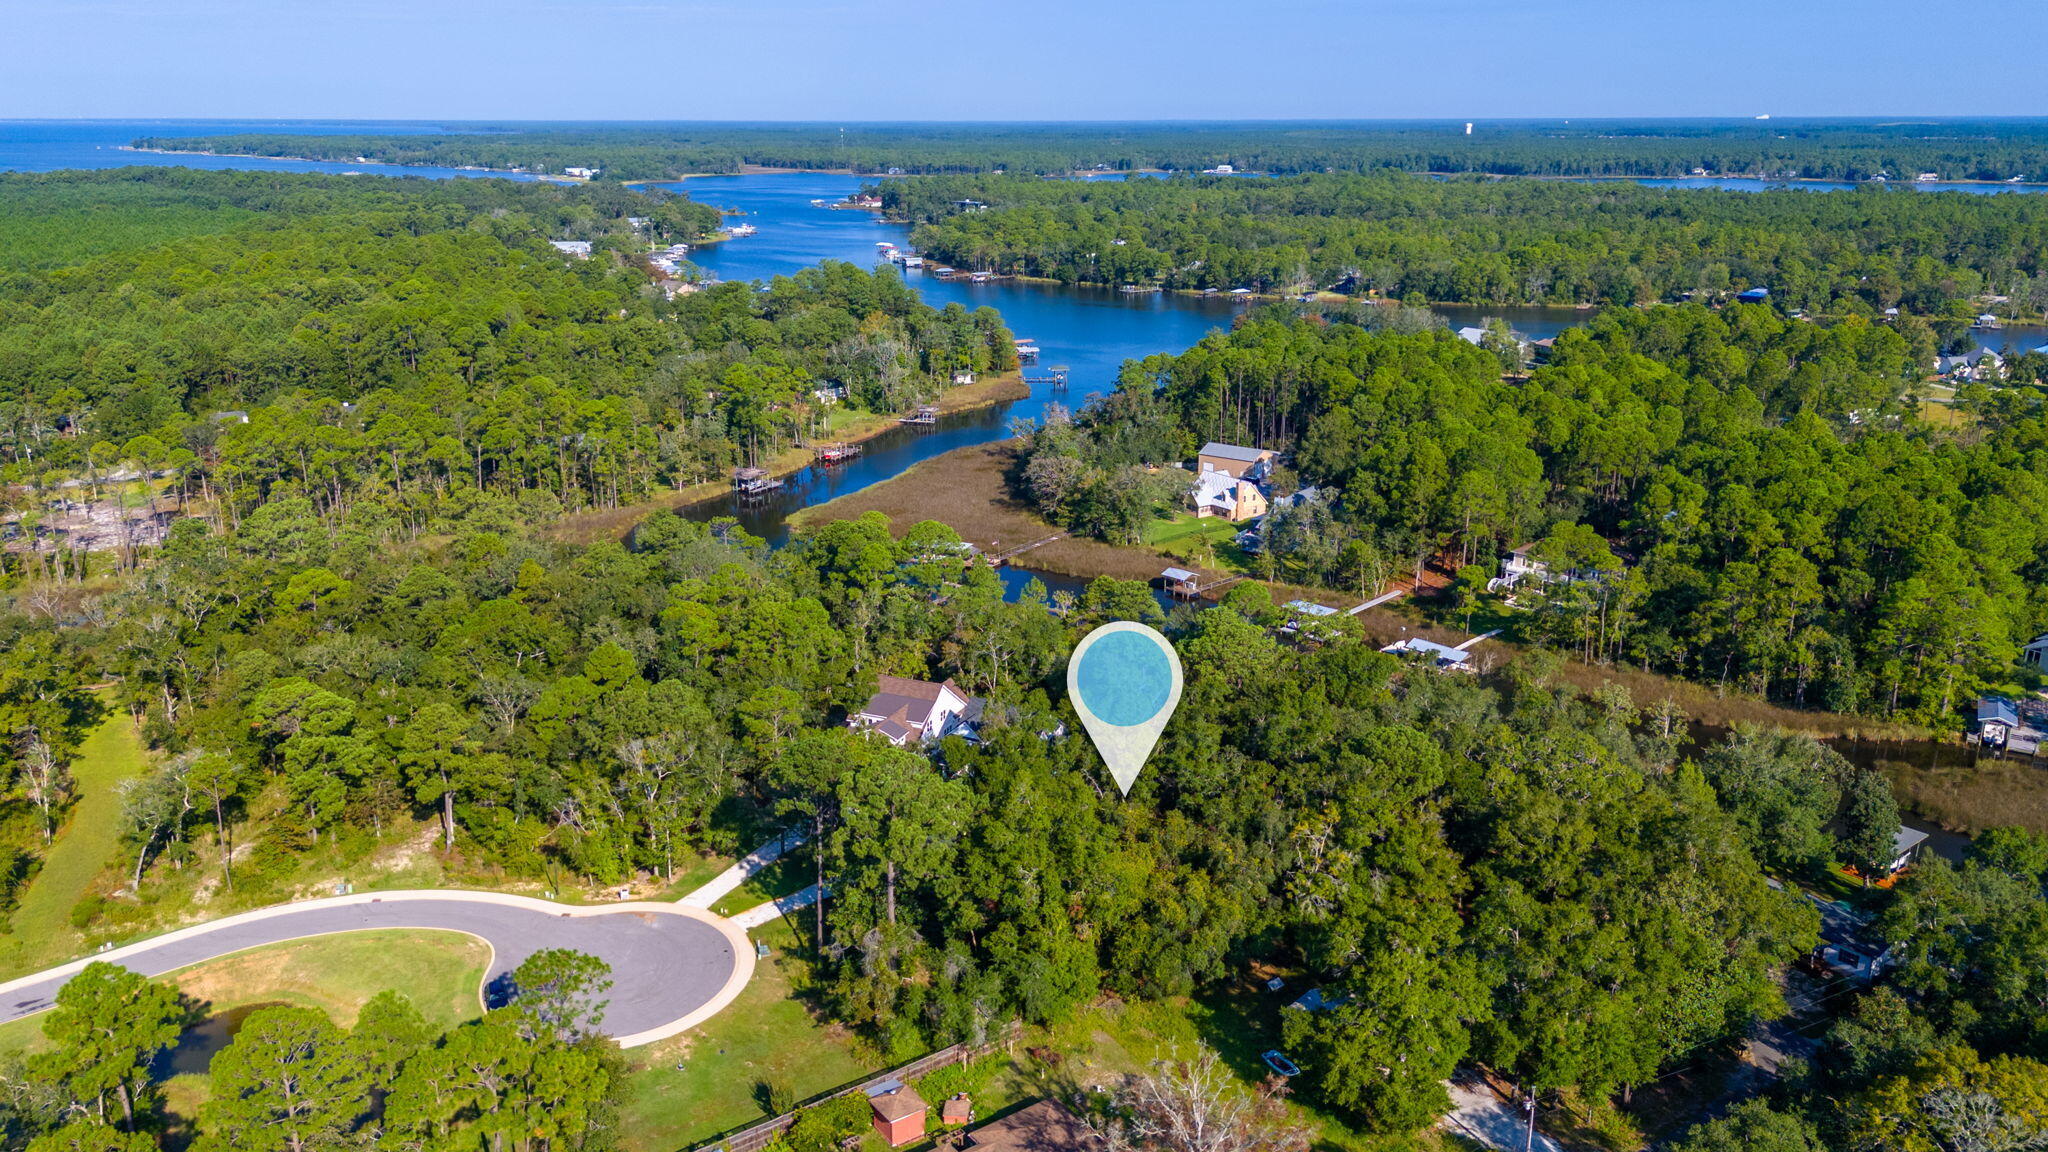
[0, 891, 752, 1047]
[1444, 1077, 1562, 1152]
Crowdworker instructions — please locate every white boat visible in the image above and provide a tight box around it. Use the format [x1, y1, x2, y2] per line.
[876, 241, 895, 250]
[727, 223, 758, 237]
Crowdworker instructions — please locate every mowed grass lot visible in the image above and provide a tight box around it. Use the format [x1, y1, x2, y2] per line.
[0, 930, 488, 1139]
[0, 929, 491, 1060]
[0, 711, 150, 979]
[618, 918, 870, 1152]
[1141, 512, 1241, 552]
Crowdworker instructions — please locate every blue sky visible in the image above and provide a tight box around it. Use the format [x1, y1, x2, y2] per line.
[5, 0, 2045, 120]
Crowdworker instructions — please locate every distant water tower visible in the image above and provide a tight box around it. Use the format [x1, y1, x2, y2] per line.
[1464, 122, 1473, 135]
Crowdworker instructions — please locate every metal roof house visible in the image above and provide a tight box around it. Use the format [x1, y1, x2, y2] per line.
[1191, 471, 1267, 522]
[1737, 287, 1771, 303]
[1196, 442, 1276, 481]
[1380, 638, 1474, 672]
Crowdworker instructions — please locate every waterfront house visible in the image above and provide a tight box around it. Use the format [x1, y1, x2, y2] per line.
[1191, 470, 1268, 522]
[965, 1100, 1101, 1152]
[1380, 637, 1474, 672]
[850, 676, 985, 746]
[868, 1084, 928, 1148]
[1196, 442, 1276, 481]
[2024, 632, 2048, 670]
[1937, 348, 2002, 381]
[563, 166, 598, 178]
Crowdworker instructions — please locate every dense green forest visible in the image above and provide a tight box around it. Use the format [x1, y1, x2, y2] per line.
[0, 167, 719, 273]
[26, 487, 2048, 1152]
[1017, 304, 2048, 722]
[3, 161, 2048, 1152]
[130, 119, 2048, 182]
[893, 170, 2048, 320]
[0, 171, 1014, 562]
[0, 950, 623, 1152]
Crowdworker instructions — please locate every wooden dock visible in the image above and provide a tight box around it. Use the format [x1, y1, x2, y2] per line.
[1023, 365, 1069, 388]
[732, 466, 783, 496]
[1161, 567, 1244, 599]
[898, 405, 939, 426]
[985, 533, 1066, 567]
[812, 442, 862, 464]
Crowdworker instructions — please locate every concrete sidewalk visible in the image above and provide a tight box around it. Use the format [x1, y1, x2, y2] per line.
[730, 882, 827, 930]
[679, 827, 806, 908]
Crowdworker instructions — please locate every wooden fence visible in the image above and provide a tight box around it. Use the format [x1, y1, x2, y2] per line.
[689, 1022, 1023, 1152]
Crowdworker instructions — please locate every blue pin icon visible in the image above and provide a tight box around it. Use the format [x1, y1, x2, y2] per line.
[1067, 621, 1183, 796]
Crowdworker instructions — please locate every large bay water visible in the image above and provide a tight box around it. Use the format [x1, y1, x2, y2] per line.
[3, 122, 2043, 551]
[0, 118, 538, 181]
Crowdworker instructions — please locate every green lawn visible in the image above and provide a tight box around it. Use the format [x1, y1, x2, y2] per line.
[0, 928, 491, 1061]
[709, 855, 814, 920]
[0, 928, 489, 1143]
[0, 711, 151, 978]
[1142, 512, 1240, 550]
[618, 919, 872, 1152]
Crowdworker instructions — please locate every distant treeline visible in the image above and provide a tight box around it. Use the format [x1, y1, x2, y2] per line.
[129, 119, 2048, 182]
[0, 170, 1013, 544]
[892, 170, 2048, 321]
[0, 165, 720, 273]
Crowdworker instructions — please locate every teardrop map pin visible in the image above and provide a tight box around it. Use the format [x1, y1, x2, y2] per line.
[1067, 621, 1183, 796]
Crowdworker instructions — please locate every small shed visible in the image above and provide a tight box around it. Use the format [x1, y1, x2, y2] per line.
[1888, 826, 1930, 876]
[943, 1093, 973, 1126]
[869, 1084, 929, 1148]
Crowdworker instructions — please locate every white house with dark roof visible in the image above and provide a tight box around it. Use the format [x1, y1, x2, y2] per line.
[851, 675, 984, 746]
[1196, 442, 1276, 481]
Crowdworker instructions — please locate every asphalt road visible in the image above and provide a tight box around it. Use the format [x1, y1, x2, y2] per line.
[0, 893, 743, 1043]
